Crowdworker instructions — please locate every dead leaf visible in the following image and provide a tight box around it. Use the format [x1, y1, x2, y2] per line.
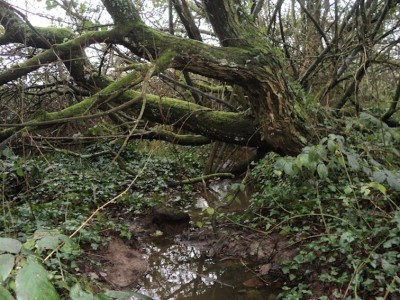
[259, 263, 272, 275]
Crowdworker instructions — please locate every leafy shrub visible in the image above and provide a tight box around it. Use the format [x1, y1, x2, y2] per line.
[249, 131, 400, 299]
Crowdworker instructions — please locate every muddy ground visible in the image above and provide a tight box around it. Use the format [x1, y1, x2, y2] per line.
[82, 209, 297, 295]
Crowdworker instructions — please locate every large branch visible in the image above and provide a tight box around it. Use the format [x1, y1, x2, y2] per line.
[0, 1, 74, 47]
[0, 91, 263, 149]
[101, 0, 309, 155]
[0, 29, 118, 86]
[0, 61, 264, 149]
[0, 1, 109, 91]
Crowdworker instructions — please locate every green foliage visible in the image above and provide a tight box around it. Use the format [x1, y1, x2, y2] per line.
[248, 129, 400, 299]
[16, 257, 60, 300]
[0, 235, 154, 300]
[1, 141, 205, 298]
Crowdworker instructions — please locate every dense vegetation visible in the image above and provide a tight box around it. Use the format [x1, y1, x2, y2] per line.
[0, 0, 399, 299]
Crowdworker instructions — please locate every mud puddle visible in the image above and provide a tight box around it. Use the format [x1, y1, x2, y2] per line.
[97, 179, 290, 299]
[136, 236, 278, 300]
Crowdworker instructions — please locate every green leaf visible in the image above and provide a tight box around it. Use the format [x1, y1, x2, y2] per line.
[83, 20, 94, 29]
[368, 182, 386, 195]
[15, 168, 24, 177]
[346, 154, 360, 171]
[337, 156, 346, 167]
[344, 186, 353, 195]
[386, 172, 400, 191]
[153, 230, 163, 237]
[1, 147, 14, 158]
[381, 259, 398, 276]
[70, 284, 96, 300]
[316, 163, 328, 179]
[296, 153, 309, 168]
[283, 161, 295, 176]
[327, 140, 337, 152]
[0, 254, 15, 282]
[23, 239, 36, 250]
[36, 236, 62, 250]
[0, 238, 22, 254]
[0, 285, 14, 300]
[205, 207, 215, 215]
[195, 221, 203, 228]
[32, 229, 61, 240]
[383, 237, 400, 248]
[372, 171, 386, 183]
[16, 257, 60, 300]
[339, 231, 355, 246]
[45, 0, 58, 10]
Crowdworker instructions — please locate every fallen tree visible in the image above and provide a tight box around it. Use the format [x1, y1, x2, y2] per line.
[0, 0, 398, 156]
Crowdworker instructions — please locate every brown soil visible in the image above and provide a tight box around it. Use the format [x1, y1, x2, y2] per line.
[102, 237, 148, 288]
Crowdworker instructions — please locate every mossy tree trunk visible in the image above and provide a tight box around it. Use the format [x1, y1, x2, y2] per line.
[102, 0, 311, 155]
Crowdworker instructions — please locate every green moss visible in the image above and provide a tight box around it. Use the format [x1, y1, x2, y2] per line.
[35, 26, 74, 41]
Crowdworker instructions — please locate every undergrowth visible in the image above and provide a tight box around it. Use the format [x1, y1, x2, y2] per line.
[0, 140, 206, 299]
[1, 113, 400, 299]
[246, 115, 400, 299]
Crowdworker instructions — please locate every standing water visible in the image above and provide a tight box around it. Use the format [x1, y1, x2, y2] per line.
[134, 179, 278, 299]
[136, 236, 277, 300]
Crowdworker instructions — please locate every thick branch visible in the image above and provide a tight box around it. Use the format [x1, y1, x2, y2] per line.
[0, 69, 264, 149]
[0, 30, 117, 86]
[172, 0, 203, 41]
[0, 2, 109, 91]
[0, 1, 74, 47]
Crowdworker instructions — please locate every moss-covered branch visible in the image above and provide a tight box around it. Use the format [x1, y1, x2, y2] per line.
[0, 29, 118, 85]
[0, 55, 264, 149]
[139, 128, 211, 146]
[167, 173, 235, 187]
[0, 1, 74, 47]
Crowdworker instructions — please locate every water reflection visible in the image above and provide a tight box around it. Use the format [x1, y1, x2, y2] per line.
[136, 237, 275, 300]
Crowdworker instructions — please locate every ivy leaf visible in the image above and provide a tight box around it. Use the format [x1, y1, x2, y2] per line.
[0, 254, 15, 282]
[0, 285, 14, 300]
[346, 154, 360, 171]
[339, 231, 355, 247]
[386, 172, 400, 191]
[36, 236, 62, 250]
[317, 163, 328, 179]
[0, 238, 22, 254]
[16, 257, 60, 300]
[327, 140, 337, 152]
[381, 259, 398, 276]
[372, 171, 386, 183]
[283, 161, 295, 176]
[70, 284, 96, 300]
[383, 237, 400, 248]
